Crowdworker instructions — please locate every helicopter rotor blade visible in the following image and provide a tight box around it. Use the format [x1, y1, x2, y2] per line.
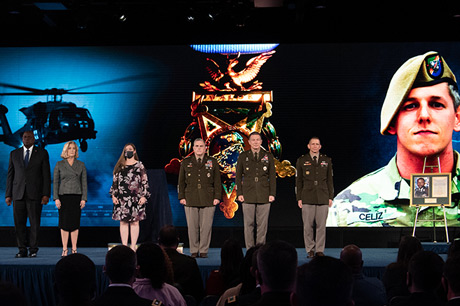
[0, 83, 47, 94]
[64, 91, 143, 95]
[0, 91, 143, 96]
[67, 73, 159, 92]
[0, 92, 48, 96]
[0, 73, 159, 96]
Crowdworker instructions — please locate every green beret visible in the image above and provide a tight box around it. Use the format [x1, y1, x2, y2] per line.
[380, 51, 457, 135]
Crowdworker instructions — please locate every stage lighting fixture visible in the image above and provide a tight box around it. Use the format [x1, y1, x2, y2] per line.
[254, 0, 283, 8]
[33, 2, 68, 11]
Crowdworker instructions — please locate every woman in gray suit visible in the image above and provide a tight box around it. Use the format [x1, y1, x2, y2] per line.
[53, 141, 87, 257]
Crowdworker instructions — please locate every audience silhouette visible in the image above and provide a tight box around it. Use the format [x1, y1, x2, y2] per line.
[55, 253, 96, 306]
[292, 255, 354, 306]
[93, 245, 152, 306]
[340, 244, 387, 306]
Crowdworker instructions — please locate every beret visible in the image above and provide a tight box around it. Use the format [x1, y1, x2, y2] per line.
[380, 51, 457, 134]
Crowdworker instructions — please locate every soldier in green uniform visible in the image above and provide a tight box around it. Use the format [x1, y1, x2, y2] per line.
[178, 138, 221, 258]
[330, 51, 460, 227]
[296, 137, 334, 258]
[236, 132, 276, 249]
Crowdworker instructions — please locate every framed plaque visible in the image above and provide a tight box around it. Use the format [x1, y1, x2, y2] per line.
[410, 173, 451, 207]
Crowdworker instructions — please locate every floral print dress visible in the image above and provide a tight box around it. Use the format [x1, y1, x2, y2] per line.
[110, 161, 150, 222]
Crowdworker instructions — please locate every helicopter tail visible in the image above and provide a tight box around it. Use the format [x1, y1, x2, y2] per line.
[0, 104, 13, 142]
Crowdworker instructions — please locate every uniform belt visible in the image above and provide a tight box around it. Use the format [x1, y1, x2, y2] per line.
[198, 184, 201, 189]
[314, 181, 318, 185]
[255, 177, 259, 182]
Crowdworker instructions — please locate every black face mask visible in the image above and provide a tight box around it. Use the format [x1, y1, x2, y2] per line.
[125, 151, 134, 159]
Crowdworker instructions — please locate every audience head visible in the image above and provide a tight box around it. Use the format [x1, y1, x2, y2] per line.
[240, 245, 262, 295]
[0, 281, 28, 306]
[443, 254, 460, 299]
[256, 240, 297, 293]
[293, 256, 354, 306]
[136, 242, 169, 289]
[220, 238, 244, 286]
[397, 235, 423, 267]
[340, 244, 363, 274]
[55, 253, 96, 305]
[448, 239, 460, 259]
[104, 245, 137, 285]
[407, 250, 444, 293]
[158, 225, 180, 249]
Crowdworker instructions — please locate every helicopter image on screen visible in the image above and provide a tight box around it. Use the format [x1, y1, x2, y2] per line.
[0, 84, 97, 152]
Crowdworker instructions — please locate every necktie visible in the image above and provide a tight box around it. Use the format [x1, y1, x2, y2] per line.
[24, 149, 30, 168]
[197, 158, 201, 164]
[313, 155, 317, 165]
[254, 152, 258, 160]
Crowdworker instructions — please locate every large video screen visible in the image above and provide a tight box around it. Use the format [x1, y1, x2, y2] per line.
[1, 42, 459, 227]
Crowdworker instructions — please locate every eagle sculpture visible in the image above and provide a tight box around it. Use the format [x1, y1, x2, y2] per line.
[201, 51, 276, 91]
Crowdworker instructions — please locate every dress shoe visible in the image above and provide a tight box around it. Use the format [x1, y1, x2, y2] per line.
[191, 253, 198, 258]
[199, 253, 208, 258]
[29, 252, 37, 258]
[15, 252, 27, 258]
[307, 251, 315, 258]
[316, 252, 325, 257]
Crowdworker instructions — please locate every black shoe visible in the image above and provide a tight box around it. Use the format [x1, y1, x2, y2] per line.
[15, 252, 27, 258]
[199, 253, 208, 258]
[307, 251, 315, 258]
[29, 252, 37, 258]
[191, 253, 198, 258]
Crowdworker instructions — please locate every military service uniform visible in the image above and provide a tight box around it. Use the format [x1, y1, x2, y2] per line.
[296, 153, 333, 255]
[236, 149, 276, 249]
[329, 153, 460, 227]
[330, 51, 460, 227]
[178, 155, 221, 256]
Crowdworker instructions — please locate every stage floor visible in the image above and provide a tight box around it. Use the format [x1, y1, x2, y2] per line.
[0, 246, 401, 267]
[0, 246, 449, 306]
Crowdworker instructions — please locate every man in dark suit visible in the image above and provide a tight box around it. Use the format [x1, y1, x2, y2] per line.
[158, 225, 205, 304]
[5, 131, 51, 258]
[93, 245, 152, 306]
[235, 131, 276, 250]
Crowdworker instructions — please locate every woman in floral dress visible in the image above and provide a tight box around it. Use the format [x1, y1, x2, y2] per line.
[110, 143, 150, 250]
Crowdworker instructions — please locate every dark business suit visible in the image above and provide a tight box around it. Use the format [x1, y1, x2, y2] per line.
[93, 285, 152, 306]
[5, 145, 51, 254]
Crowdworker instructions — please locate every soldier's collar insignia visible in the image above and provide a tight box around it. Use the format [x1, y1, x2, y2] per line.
[425, 54, 443, 79]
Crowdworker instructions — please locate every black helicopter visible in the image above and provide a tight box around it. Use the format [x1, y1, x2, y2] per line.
[0, 74, 157, 152]
[0, 84, 99, 152]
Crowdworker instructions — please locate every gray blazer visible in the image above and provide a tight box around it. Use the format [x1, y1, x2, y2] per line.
[53, 159, 87, 201]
